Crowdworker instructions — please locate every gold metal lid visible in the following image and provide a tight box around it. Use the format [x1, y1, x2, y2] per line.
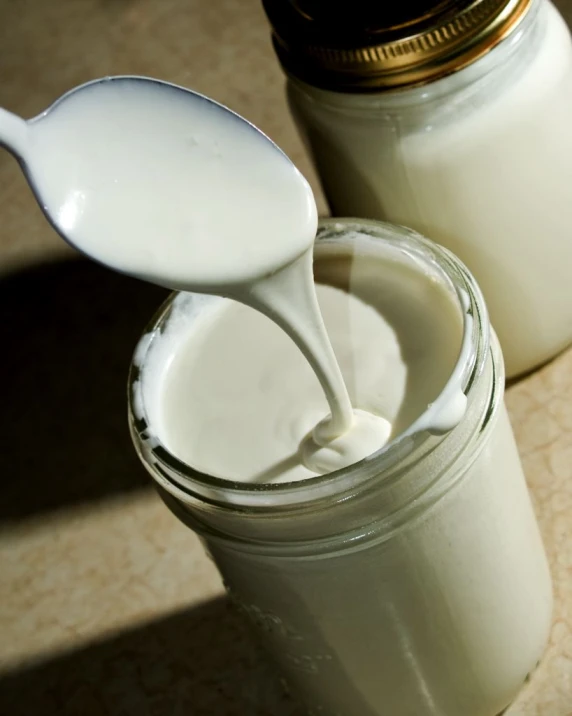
[262, 0, 532, 92]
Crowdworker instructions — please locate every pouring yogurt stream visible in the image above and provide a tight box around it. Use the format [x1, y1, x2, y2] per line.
[0, 75, 467, 478]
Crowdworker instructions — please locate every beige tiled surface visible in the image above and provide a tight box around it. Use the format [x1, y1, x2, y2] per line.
[0, 0, 571, 714]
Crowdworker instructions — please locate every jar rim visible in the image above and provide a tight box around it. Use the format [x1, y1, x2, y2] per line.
[128, 218, 489, 511]
[263, 0, 533, 92]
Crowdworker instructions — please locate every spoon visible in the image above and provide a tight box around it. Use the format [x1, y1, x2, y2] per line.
[0, 75, 317, 292]
[0, 76, 354, 433]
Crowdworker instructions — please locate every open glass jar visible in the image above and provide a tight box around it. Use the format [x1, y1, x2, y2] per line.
[129, 219, 552, 716]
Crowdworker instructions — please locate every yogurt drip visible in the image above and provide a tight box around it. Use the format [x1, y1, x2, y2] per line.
[19, 77, 465, 475]
[229, 247, 390, 464]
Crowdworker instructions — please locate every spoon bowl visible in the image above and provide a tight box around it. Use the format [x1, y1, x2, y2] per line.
[0, 76, 317, 291]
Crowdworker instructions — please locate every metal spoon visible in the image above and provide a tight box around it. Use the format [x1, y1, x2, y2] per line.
[0, 75, 316, 291]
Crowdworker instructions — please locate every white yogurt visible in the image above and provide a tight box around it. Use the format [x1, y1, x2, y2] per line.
[26, 78, 317, 291]
[16, 77, 467, 473]
[2, 67, 551, 716]
[130, 226, 553, 716]
[135, 233, 464, 483]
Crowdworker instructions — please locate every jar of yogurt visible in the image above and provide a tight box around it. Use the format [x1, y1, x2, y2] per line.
[262, 0, 572, 378]
[129, 220, 552, 716]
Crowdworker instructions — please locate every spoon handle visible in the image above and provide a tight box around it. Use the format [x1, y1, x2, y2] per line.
[0, 108, 28, 160]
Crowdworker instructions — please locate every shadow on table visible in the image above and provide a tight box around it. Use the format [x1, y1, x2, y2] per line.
[0, 257, 168, 523]
[0, 596, 300, 716]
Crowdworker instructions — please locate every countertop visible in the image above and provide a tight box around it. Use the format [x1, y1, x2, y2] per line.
[0, 0, 571, 714]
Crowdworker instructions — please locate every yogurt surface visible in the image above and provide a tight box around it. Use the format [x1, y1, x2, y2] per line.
[138, 233, 464, 482]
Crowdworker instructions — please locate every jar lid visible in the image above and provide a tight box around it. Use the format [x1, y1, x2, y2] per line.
[262, 0, 532, 92]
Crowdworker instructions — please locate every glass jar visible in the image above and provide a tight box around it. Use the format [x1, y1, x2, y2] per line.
[129, 220, 552, 716]
[264, 0, 572, 379]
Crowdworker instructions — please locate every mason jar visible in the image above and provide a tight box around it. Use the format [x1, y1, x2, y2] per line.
[129, 219, 552, 716]
[263, 0, 572, 379]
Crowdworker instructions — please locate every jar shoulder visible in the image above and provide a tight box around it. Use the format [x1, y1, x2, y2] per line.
[288, 0, 572, 131]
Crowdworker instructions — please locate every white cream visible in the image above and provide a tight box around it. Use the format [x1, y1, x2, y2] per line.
[132, 231, 553, 716]
[9, 76, 467, 472]
[2, 67, 552, 716]
[138, 236, 464, 483]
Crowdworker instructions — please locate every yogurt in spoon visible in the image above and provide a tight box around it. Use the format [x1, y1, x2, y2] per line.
[20, 78, 316, 291]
